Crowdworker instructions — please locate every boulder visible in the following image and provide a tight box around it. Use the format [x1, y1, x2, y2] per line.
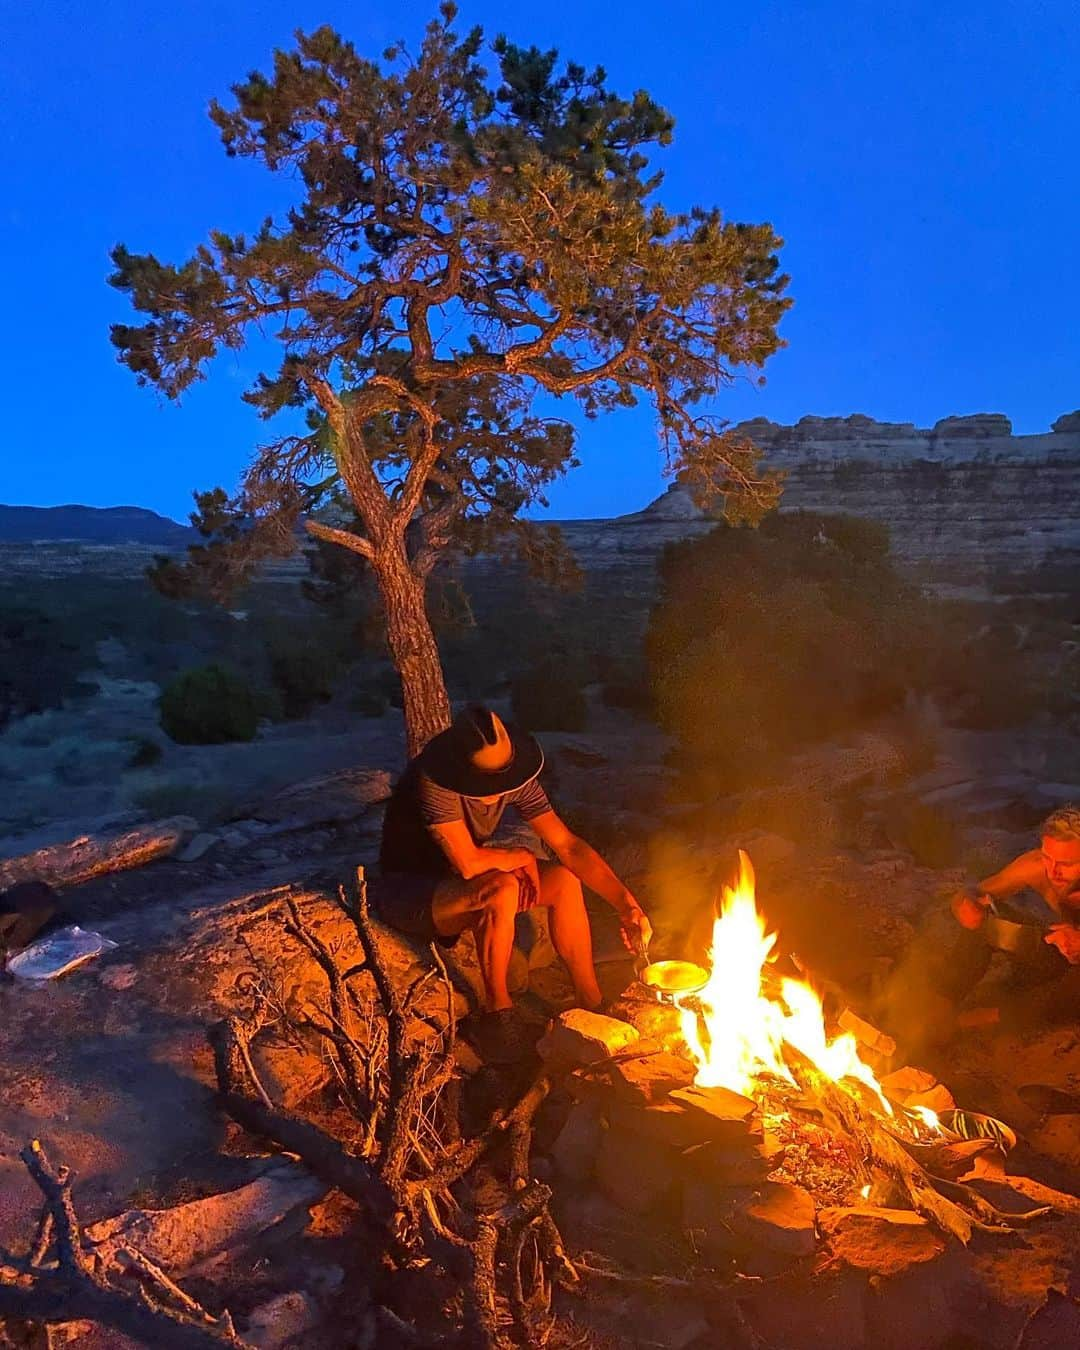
[551, 1101, 604, 1182]
[595, 1123, 679, 1214]
[818, 1205, 944, 1276]
[537, 1009, 640, 1066]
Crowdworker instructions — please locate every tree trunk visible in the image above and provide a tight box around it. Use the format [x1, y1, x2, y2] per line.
[372, 544, 452, 757]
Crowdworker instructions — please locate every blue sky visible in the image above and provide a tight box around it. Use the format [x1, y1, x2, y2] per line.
[2, 1, 1076, 521]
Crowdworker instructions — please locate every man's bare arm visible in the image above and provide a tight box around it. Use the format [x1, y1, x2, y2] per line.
[976, 850, 1044, 900]
[428, 819, 538, 886]
[529, 811, 652, 946]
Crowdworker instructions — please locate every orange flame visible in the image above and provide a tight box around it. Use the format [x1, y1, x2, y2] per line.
[679, 850, 891, 1113]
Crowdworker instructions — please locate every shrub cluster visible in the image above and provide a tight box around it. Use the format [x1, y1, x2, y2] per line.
[646, 511, 1035, 786]
[159, 664, 258, 744]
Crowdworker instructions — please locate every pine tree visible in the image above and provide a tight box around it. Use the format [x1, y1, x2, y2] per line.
[111, 5, 789, 755]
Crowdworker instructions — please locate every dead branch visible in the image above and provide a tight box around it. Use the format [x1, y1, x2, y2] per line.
[338, 867, 426, 1189]
[283, 892, 369, 1115]
[0, 1141, 249, 1349]
[209, 1015, 398, 1232]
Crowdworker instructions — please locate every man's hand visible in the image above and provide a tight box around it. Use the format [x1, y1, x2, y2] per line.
[951, 891, 991, 931]
[514, 865, 540, 912]
[619, 903, 653, 954]
[1045, 924, 1080, 964]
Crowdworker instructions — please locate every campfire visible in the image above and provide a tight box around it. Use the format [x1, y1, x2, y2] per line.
[544, 848, 1046, 1260]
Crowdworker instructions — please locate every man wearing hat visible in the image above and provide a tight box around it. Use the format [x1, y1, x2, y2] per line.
[376, 705, 651, 1057]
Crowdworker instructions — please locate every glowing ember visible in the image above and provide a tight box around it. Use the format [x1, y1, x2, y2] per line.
[678, 850, 892, 1114]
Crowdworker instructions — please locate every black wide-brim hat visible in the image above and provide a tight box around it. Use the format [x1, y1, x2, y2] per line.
[420, 706, 544, 798]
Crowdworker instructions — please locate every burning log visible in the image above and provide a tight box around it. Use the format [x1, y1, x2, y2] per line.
[780, 1044, 1049, 1243]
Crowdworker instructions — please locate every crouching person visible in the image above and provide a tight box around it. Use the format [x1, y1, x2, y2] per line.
[372, 705, 651, 1061]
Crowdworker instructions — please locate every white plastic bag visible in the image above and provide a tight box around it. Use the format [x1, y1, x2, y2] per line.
[6, 926, 119, 981]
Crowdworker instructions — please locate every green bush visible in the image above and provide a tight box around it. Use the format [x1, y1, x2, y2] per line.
[126, 736, 164, 769]
[159, 665, 259, 744]
[510, 661, 587, 733]
[269, 645, 337, 718]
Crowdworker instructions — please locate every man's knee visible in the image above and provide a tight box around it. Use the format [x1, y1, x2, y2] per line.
[543, 864, 582, 908]
[477, 871, 520, 920]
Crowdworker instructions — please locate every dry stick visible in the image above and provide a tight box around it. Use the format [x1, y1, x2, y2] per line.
[210, 1015, 398, 1233]
[283, 893, 368, 1114]
[0, 1141, 250, 1350]
[339, 868, 425, 1190]
[781, 1046, 1003, 1243]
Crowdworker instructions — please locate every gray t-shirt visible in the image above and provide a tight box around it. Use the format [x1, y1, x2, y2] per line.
[379, 762, 552, 876]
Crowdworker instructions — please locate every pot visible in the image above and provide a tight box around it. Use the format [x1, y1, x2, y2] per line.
[637, 959, 709, 1004]
[982, 900, 1051, 962]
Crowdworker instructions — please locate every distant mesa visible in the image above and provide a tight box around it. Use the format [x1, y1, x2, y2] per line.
[0, 504, 193, 545]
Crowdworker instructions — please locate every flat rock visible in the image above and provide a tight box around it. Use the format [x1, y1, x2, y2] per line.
[668, 1084, 758, 1135]
[733, 1181, 817, 1257]
[837, 1008, 897, 1058]
[681, 1132, 786, 1185]
[904, 1083, 955, 1114]
[247, 767, 392, 831]
[611, 1093, 758, 1150]
[85, 1164, 327, 1274]
[880, 1066, 938, 1104]
[819, 1205, 944, 1276]
[609, 1051, 696, 1105]
[178, 831, 221, 863]
[537, 1009, 640, 1065]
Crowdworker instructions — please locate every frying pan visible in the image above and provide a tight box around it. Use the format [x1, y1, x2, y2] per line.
[631, 933, 709, 1000]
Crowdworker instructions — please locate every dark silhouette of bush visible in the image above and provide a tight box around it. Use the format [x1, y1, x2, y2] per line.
[511, 661, 587, 733]
[159, 665, 258, 744]
[647, 511, 1035, 787]
[269, 645, 337, 719]
[0, 606, 86, 728]
[126, 736, 164, 768]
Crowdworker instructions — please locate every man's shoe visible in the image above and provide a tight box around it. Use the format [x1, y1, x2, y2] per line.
[464, 1009, 532, 1065]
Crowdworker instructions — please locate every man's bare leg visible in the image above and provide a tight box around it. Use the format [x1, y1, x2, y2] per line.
[539, 862, 603, 1010]
[432, 871, 520, 1012]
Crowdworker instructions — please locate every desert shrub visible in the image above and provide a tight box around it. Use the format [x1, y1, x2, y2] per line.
[349, 688, 389, 718]
[268, 644, 337, 718]
[0, 605, 87, 728]
[131, 777, 239, 824]
[126, 736, 164, 769]
[646, 511, 1037, 787]
[159, 664, 258, 744]
[510, 660, 587, 733]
